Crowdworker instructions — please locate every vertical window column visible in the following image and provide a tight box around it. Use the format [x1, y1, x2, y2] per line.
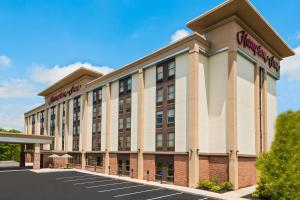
[92, 88, 102, 151]
[155, 59, 176, 151]
[72, 96, 81, 151]
[118, 77, 132, 151]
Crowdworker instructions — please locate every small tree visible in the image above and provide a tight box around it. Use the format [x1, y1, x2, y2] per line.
[0, 128, 21, 161]
[256, 111, 300, 199]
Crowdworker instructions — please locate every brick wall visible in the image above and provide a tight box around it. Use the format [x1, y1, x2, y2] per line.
[130, 154, 138, 178]
[174, 155, 188, 186]
[95, 166, 105, 173]
[109, 153, 117, 175]
[85, 165, 96, 172]
[199, 156, 210, 181]
[198, 155, 229, 185]
[209, 156, 229, 185]
[143, 154, 155, 181]
[238, 157, 256, 188]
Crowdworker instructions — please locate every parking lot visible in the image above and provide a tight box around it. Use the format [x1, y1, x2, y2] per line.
[0, 170, 216, 200]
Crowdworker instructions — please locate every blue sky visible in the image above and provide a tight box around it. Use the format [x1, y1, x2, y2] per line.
[0, 0, 299, 131]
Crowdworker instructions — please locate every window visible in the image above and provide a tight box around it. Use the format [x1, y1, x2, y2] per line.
[92, 123, 96, 134]
[127, 78, 132, 91]
[168, 61, 175, 77]
[156, 111, 163, 125]
[126, 97, 131, 112]
[119, 81, 124, 93]
[126, 117, 131, 129]
[168, 85, 175, 100]
[156, 133, 163, 148]
[118, 137, 123, 149]
[167, 132, 175, 148]
[96, 156, 103, 166]
[157, 66, 163, 81]
[93, 91, 97, 102]
[97, 121, 101, 132]
[93, 107, 97, 118]
[167, 109, 175, 124]
[126, 136, 130, 148]
[119, 99, 124, 113]
[98, 89, 102, 101]
[156, 88, 163, 103]
[98, 104, 102, 117]
[119, 118, 123, 129]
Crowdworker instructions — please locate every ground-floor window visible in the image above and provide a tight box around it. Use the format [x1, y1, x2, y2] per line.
[117, 154, 130, 176]
[71, 154, 81, 164]
[155, 155, 174, 183]
[86, 155, 103, 167]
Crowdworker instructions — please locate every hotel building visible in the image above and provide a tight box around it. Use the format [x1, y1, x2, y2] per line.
[23, 0, 294, 189]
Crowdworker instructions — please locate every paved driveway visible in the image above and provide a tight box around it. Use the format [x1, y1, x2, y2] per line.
[0, 170, 216, 200]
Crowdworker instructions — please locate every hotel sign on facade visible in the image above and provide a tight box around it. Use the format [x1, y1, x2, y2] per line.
[49, 85, 81, 104]
[237, 30, 280, 75]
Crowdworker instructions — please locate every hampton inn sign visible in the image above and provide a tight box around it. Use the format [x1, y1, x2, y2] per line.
[49, 85, 81, 104]
[237, 30, 280, 72]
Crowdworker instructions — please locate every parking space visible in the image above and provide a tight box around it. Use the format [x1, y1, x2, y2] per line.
[0, 170, 216, 200]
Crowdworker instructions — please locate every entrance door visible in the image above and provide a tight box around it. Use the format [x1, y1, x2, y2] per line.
[117, 154, 130, 176]
[155, 155, 174, 183]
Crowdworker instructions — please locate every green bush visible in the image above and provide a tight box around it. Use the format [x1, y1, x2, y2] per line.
[210, 185, 221, 191]
[255, 111, 300, 199]
[198, 180, 215, 190]
[220, 181, 233, 191]
[251, 191, 260, 199]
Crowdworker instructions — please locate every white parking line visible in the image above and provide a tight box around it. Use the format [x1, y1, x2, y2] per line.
[198, 198, 209, 200]
[98, 184, 145, 193]
[74, 179, 113, 185]
[0, 169, 29, 173]
[145, 192, 183, 200]
[86, 181, 130, 189]
[56, 175, 95, 179]
[64, 177, 101, 182]
[114, 188, 163, 198]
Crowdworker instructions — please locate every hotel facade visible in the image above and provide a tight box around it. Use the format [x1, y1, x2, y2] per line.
[23, 0, 294, 189]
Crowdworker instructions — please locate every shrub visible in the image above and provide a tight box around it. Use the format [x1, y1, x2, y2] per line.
[255, 111, 300, 199]
[220, 181, 233, 191]
[210, 185, 221, 191]
[198, 180, 214, 190]
[251, 191, 260, 199]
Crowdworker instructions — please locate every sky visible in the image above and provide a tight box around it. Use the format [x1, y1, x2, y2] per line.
[0, 0, 299, 131]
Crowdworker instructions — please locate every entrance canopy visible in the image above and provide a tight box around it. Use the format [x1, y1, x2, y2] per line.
[0, 132, 53, 144]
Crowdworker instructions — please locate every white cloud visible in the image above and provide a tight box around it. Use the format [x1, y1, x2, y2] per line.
[170, 29, 190, 43]
[30, 62, 114, 84]
[281, 45, 300, 80]
[0, 79, 35, 98]
[0, 55, 11, 67]
[0, 111, 24, 131]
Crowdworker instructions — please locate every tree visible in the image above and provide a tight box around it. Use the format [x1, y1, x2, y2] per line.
[0, 128, 21, 161]
[256, 111, 300, 199]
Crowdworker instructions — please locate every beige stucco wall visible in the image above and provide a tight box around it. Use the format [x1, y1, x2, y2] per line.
[198, 53, 209, 153]
[175, 53, 188, 152]
[86, 92, 93, 152]
[237, 54, 256, 155]
[267, 74, 277, 151]
[131, 73, 138, 152]
[110, 81, 119, 151]
[208, 51, 228, 153]
[143, 65, 156, 152]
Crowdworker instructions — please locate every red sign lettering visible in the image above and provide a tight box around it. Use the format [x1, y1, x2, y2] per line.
[237, 30, 280, 72]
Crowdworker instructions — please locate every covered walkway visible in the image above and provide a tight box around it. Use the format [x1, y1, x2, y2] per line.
[0, 132, 54, 169]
